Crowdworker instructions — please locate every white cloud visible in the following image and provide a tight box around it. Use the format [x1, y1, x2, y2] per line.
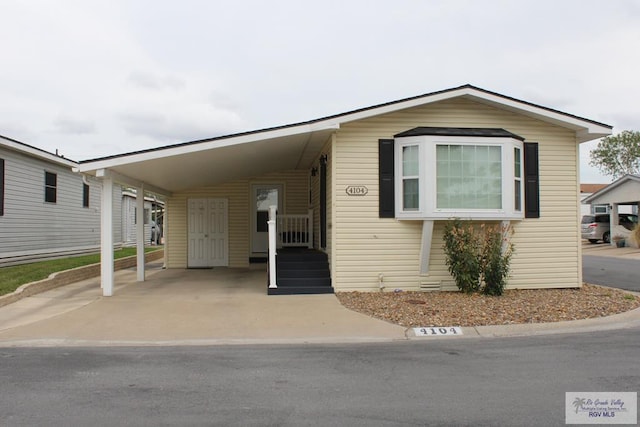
[0, 0, 638, 177]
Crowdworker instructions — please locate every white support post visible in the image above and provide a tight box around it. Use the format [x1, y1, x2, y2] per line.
[136, 185, 145, 282]
[100, 175, 114, 296]
[268, 205, 277, 289]
[419, 220, 434, 274]
[610, 204, 619, 246]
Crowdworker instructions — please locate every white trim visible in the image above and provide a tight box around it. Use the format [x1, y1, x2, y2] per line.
[419, 220, 434, 274]
[96, 168, 171, 197]
[136, 184, 145, 282]
[582, 174, 640, 204]
[395, 135, 524, 220]
[100, 176, 114, 296]
[0, 135, 78, 167]
[76, 86, 611, 174]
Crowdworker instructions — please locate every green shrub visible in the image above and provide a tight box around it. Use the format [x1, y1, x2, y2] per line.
[443, 219, 514, 296]
[443, 219, 482, 293]
[480, 223, 513, 296]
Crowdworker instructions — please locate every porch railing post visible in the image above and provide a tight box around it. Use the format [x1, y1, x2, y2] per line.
[268, 205, 277, 289]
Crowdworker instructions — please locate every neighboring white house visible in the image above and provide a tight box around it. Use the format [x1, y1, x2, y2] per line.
[0, 135, 123, 266]
[580, 183, 634, 216]
[121, 191, 164, 246]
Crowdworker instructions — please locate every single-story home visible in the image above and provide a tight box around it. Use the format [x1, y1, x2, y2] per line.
[582, 174, 640, 245]
[0, 134, 123, 266]
[76, 84, 612, 296]
[121, 191, 164, 246]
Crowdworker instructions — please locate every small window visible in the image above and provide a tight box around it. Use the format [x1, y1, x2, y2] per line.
[82, 183, 90, 208]
[402, 145, 419, 210]
[45, 171, 57, 203]
[514, 147, 522, 211]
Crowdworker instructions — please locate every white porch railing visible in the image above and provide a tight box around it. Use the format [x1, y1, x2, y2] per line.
[268, 207, 314, 290]
[277, 209, 314, 249]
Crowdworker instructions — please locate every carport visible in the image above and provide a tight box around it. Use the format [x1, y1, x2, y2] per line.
[582, 174, 640, 246]
[74, 122, 335, 296]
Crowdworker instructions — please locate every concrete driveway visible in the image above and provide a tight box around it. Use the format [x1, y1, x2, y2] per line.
[0, 261, 406, 346]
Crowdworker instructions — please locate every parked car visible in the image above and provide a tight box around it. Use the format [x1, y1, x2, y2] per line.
[581, 213, 638, 243]
[150, 220, 162, 245]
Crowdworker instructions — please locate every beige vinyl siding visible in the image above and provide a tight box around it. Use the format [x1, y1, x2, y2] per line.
[333, 97, 580, 291]
[166, 169, 309, 268]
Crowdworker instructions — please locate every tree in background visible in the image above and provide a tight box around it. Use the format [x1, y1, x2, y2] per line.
[589, 130, 640, 179]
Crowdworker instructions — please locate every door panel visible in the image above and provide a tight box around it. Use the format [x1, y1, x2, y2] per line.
[188, 198, 228, 267]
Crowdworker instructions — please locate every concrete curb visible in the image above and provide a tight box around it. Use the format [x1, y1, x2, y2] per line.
[0, 249, 164, 309]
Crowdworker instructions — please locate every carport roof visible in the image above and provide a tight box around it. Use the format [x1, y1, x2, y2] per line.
[76, 84, 613, 195]
[582, 174, 640, 205]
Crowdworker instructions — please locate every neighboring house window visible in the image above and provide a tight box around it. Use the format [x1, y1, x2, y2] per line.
[134, 207, 150, 224]
[0, 158, 4, 216]
[83, 183, 90, 208]
[45, 171, 57, 203]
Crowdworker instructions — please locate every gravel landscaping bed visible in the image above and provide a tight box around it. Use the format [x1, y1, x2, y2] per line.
[336, 284, 640, 327]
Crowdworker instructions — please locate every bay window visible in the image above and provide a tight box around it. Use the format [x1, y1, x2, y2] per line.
[394, 130, 525, 220]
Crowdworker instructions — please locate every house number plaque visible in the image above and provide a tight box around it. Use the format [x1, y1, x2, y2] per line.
[345, 186, 368, 196]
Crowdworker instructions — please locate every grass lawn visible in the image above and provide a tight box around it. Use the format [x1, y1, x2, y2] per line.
[0, 247, 162, 297]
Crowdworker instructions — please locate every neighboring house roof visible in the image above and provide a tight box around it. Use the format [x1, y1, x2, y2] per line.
[582, 174, 640, 205]
[0, 134, 78, 168]
[580, 183, 608, 194]
[77, 84, 613, 195]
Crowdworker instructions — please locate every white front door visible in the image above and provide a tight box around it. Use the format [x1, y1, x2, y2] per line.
[188, 198, 228, 267]
[251, 184, 283, 255]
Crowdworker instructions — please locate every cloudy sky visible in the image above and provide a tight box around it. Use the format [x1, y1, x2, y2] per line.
[2, 0, 639, 183]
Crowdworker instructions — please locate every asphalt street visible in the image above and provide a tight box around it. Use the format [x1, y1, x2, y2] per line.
[1, 328, 639, 427]
[583, 255, 640, 292]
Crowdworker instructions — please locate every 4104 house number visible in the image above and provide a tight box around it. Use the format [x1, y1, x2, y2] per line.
[345, 185, 368, 196]
[413, 327, 463, 336]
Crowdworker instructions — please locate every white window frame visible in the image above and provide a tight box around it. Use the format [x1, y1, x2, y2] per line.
[394, 135, 524, 220]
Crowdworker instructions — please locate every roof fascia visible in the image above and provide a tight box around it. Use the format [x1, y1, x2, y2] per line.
[323, 86, 612, 142]
[582, 174, 640, 203]
[78, 122, 340, 173]
[0, 135, 78, 168]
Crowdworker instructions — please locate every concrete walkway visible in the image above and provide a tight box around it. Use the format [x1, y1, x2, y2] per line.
[0, 249, 639, 347]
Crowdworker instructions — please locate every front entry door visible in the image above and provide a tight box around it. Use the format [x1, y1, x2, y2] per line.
[251, 184, 283, 255]
[188, 198, 228, 267]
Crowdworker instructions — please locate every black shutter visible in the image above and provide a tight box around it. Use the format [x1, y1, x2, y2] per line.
[0, 159, 4, 216]
[524, 142, 540, 218]
[379, 139, 395, 218]
[320, 157, 327, 249]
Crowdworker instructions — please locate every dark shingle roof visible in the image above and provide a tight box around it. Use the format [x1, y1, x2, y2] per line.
[394, 127, 525, 140]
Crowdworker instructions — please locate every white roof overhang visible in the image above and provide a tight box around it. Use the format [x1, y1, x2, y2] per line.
[1, 135, 77, 168]
[77, 85, 612, 195]
[582, 174, 640, 205]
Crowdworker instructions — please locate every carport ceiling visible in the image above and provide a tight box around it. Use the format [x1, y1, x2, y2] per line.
[84, 129, 334, 193]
